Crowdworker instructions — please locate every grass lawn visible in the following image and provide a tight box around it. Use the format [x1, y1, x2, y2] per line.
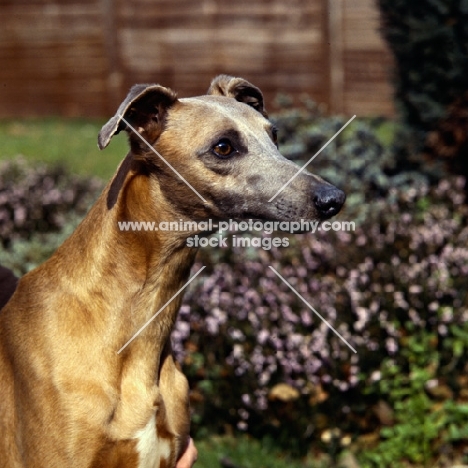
[0, 118, 128, 179]
[197, 435, 323, 468]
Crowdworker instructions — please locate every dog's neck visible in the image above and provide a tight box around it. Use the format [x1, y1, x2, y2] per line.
[49, 168, 199, 355]
[29, 169, 199, 441]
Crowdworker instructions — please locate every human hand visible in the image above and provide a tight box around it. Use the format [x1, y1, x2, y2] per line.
[176, 437, 198, 468]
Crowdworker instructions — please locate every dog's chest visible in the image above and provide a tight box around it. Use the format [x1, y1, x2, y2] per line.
[134, 415, 172, 468]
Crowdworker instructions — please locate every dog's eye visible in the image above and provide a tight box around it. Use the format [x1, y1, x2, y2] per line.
[213, 139, 236, 158]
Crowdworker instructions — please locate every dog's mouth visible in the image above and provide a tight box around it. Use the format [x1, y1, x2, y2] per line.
[243, 188, 346, 223]
[246, 183, 346, 222]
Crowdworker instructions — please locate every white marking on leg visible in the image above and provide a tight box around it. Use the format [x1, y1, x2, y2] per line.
[133, 415, 171, 468]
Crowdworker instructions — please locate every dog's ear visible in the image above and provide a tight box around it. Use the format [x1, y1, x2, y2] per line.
[98, 84, 178, 150]
[207, 75, 267, 117]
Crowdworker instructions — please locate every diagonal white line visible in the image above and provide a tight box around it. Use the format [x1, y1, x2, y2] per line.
[119, 115, 207, 203]
[268, 115, 356, 202]
[268, 266, 357, 353]
[117, 266, 206, 354]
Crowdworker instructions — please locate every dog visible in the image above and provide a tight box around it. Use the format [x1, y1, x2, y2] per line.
[0, 75, 345, 467]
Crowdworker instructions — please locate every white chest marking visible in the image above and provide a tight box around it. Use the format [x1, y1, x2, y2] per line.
[134, 415, 171, 468]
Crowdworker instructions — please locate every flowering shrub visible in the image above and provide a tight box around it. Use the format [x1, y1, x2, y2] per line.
[0, 157, 102, 248]
[174, 174, 468, 448]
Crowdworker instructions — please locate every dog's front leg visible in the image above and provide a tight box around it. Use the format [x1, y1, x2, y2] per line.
[107, 343, 161, 441]
[157, 342, 191, 466]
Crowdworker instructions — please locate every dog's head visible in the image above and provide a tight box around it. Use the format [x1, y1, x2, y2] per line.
[99, 75, 345, 222]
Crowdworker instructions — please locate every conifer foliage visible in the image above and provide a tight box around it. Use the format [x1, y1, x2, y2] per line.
[377, 0, 468, 185]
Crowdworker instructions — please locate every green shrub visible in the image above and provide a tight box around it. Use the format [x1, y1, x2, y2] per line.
[359, 330, 468, 467]
[0, 214, 82, 276]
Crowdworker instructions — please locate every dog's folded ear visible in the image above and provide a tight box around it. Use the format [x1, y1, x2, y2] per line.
[207, 75, 267, 118]
[98, 84, 178, 150]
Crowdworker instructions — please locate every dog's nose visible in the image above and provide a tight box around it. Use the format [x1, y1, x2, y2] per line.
[313, 186, 346, 218]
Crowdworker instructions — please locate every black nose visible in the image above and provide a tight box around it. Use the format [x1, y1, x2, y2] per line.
[313, 186, 346, 218]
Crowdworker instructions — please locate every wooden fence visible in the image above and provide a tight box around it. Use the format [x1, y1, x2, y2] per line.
[0, 0, 395, 118]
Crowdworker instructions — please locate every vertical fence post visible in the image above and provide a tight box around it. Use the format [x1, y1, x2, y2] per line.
[101, 0, 123, 114]
[327, 0, 344, 114]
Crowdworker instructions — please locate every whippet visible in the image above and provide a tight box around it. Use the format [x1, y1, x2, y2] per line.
[0, 75, 345, 467]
